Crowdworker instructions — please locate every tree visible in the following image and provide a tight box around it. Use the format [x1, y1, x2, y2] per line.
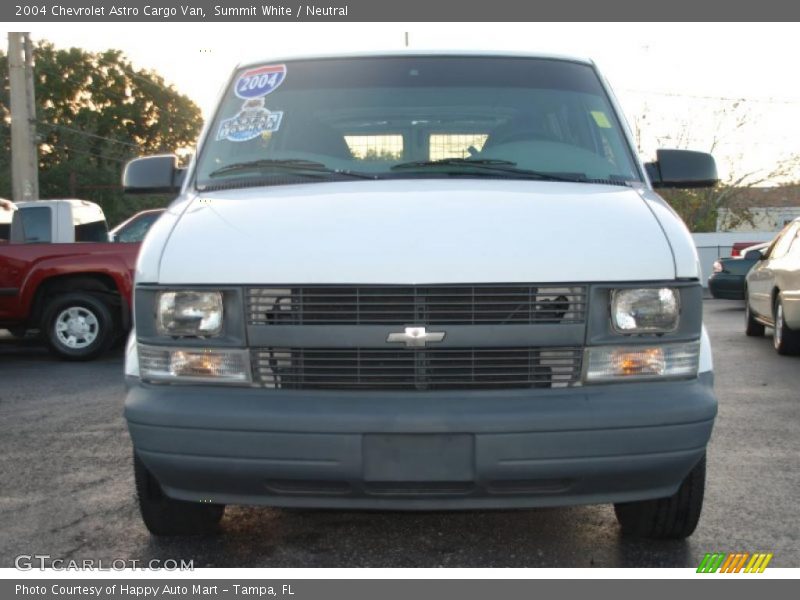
[635, 101, 800, 232]
[0, 40, 202, 224]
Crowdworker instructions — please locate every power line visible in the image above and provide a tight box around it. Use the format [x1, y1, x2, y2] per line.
[36, 121, 139, 148]
[117, 65, 180, 96]
[3, 120, 139, 152]
[619, 88, 800, 105]
[42, 142, 128, 164]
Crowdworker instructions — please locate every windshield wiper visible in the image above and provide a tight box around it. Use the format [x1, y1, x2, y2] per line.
[207, 158, 375, 179]
[390, 158, 585, 182]
[392, 158, 517, 170]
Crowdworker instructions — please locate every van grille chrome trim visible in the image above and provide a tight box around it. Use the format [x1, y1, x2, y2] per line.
[252, 347, 583, 390]
[246, 285, 587, 326]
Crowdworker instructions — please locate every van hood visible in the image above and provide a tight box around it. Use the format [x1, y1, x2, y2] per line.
[151, 179, 679, 284]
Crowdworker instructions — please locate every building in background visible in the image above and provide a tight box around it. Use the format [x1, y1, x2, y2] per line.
[717, 186, 800, 232]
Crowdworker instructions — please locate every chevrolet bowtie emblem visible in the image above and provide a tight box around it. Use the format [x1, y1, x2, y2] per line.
[386, 326, 446, 348]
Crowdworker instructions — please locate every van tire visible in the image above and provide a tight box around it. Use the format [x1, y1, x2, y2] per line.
[42, 292, 116, 360]
[134, 453, 225, 536]
[614, 455, 705, 540]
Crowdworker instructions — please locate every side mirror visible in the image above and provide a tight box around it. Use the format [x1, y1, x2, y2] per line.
[744, 249, 764, 261]
[122, 155, 186, 194]
[644, 149, 718, 189]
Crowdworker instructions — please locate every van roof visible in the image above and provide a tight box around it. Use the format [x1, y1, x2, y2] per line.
[238, 50, 594, 70]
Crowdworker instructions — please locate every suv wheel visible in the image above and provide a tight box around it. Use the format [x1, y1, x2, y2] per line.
[42, 293, 116, 360]
[134, 453, 225, 536]
[614, 455, 705, 539]
[744, 293, 765, 337]
[773, 297, 800, 355]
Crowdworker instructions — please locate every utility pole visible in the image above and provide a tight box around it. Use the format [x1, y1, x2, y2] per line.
[8, 32, 39, 202]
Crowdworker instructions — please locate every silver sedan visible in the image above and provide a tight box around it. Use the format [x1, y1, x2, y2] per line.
[745, 218, 800, 354]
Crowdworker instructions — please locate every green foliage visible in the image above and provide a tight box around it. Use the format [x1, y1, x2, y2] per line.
[635, 101, 800, 233]
[0, 40, 202, 225]
[658, 186, 752, 233]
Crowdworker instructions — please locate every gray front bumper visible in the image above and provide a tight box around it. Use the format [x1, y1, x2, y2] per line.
[125, 373, 716, 509]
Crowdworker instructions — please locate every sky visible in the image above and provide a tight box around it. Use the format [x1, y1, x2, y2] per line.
[13, 22, 800, 184]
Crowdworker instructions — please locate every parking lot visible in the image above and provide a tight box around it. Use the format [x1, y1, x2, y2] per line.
[1, 298, 798, 568]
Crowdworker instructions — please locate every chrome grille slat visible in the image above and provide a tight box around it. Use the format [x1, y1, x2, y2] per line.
[247, 285, 587, 326]
[252, 347, 583, 390]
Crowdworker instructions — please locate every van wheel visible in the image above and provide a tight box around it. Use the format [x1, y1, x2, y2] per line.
[744, 295, 765, 337]
[614, 455, 705, 540]
[773, 298, 800, 355]
[42, 293, 116, 360]
[134, 453, 225, 536]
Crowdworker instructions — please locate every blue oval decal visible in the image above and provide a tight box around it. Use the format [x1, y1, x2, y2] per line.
[235, 64, 287, 99]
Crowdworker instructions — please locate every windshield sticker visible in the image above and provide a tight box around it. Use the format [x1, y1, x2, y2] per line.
[216, 98, 283, 142]
[590, 111, 612, 128]
[235, 64, 287, 99]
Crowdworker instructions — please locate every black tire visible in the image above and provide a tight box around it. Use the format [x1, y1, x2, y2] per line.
[614, 455, 705, 540]
[745, 295, 765, 337]
[41, 292, 116, 360]
[773, 297, 800, 355]
[134, 453, 225, 536]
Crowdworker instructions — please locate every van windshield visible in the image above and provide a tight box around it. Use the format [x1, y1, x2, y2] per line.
[194, 56, 641, 188]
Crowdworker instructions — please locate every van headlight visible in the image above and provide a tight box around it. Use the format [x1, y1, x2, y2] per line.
[156, 291, 223, 336]
[585, 341, 699, 383]
[611, 288, 680, 333]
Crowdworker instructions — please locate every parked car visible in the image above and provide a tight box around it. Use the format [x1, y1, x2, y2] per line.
[123, 52, 718, 539]
[109, 209, 165, 243]
[708, 242, 770, 299]
[0, 199, 140, 359]
[730, 241, 764, 257]
[745, 218, 800, 354]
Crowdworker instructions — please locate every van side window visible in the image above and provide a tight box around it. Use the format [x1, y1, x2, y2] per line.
[345, 135, 403, 161]
[429, 134, 488, 160]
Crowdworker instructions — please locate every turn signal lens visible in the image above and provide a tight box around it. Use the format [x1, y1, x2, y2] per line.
[585, 342, 699, 383]
[610, 347, 665, 376]
[138, 345, 251, 384]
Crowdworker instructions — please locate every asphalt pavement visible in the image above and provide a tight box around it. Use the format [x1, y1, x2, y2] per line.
[1, 298, 798, 568]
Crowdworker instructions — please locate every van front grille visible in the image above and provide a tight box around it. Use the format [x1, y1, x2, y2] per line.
[246, 285, 587, 326]
[252, 347, 583, 390]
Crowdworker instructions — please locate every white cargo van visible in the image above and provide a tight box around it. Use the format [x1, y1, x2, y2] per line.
[123, 52, 718, 539]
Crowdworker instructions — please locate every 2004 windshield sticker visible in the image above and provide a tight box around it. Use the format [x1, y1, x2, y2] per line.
[216, 98, 283, 142]
[235, 64, 286, 99]
[217, 64, 287, 142]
